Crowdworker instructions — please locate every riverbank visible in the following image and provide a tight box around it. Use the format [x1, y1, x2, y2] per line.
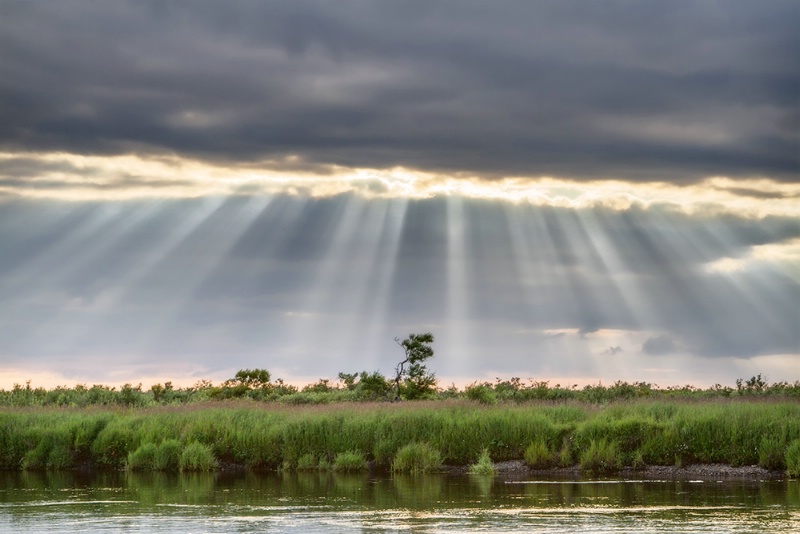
[457, 460, 785, 480]
[2, 399, 799, 476]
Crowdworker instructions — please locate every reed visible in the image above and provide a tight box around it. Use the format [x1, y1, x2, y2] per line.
[468, 448, 495, 475]
[392, 442, 443, 473]
[332, 451, 368, 472]
[787, 440, 800, 477]
[1, 399, 798, 474]
[180, 441, 217, 471]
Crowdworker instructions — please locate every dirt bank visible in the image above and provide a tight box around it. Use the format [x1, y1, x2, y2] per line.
[444, 460, 785, 480]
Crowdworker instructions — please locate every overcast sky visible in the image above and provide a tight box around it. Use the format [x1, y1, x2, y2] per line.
[1, 0, 798, 389]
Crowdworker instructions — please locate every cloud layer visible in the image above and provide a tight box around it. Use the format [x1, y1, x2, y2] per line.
[0, 2, 797, 388]
[1, 0, 797, 182]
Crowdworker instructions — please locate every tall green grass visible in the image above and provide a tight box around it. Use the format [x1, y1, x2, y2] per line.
[2, 399, 799, 474]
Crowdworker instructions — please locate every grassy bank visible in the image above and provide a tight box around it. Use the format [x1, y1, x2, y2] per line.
[2, 399, 800, 476]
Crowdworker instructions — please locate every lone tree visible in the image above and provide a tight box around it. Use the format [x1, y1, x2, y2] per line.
[393, 332, 436, 401]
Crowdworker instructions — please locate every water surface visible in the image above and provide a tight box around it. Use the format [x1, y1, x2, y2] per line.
[1, 471, 798, 532]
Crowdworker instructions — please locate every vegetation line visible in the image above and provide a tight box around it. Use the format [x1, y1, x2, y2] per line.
[2, 399, 800, 477]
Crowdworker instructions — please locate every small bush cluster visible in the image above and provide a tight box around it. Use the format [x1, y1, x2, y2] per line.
[4, 374, 800, 409]
[392, 443, 443, 474]
[468, 448, 495, 475]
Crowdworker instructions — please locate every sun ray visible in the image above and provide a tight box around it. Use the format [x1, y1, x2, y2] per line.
[443, 195, 472, 371]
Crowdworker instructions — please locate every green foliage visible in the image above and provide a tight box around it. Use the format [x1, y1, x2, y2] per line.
[465, 383, 497, 405]
[332, 450, 368, 472]
[302, 379, 334, 393]
[357, 371, 392, 400]
[155, 439, 183, 471]
[758, 435, 786, 471]
[392, 442, 443, 473]
[180, 441, 217, 471]
[3, 374, 800, 408]
[127, 442, 158, 471]
[229, 369, 271, 389]
[468, 448, 495, 475]
[524, 440, 556, 469]
[1, 398, 799, 474]
[580, 439, 622, 474]
[92, 423, 134, 469]
[296, 453, 318, 471]
[393, 333, 436, 400]
[786, 440, 800, 477]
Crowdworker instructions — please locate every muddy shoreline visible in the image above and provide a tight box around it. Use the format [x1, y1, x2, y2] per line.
[441, 460, 785, 480]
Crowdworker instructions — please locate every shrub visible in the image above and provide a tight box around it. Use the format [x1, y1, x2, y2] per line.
[154, 439, 182, 471]
[580, 439, 621, 474]
[92, 425, 134, 468]
[465, 384, 497, 405]
[392, 442, 442, 474]
[468, 448, 495, 475]
[127, 442, 158, 471]
[180, 441, 217, 471]
[558, 440, 574, 467]
[23, 430, 74, 470]
[786, 440, 800, 477]
[524, 440, 555, 469]
[332, 451, 367, 472]
[758, 436, 786, 471]
[296, 453, 318, 471]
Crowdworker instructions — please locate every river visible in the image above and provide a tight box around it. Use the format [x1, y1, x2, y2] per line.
[1, 471, 798, 532]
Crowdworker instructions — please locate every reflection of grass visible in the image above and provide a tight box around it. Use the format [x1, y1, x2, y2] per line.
[3, 400, 800, 474]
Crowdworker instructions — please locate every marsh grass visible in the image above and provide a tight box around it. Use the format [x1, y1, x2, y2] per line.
[332, 451, 368, 472]
[296, 453, 318, 471]
[392, 442, 443, 473]
[127, 443, 158, 471]
[524, 440, 555, 469]
[787, 440, 800, 477]
[154, 439, 182, 471]
[2, 399, 800, 474]
[468, 448, 495, 475]
[580, 439, 622, 474]
[180, 442, 217, 471]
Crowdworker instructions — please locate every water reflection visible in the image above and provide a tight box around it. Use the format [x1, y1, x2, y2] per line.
[0, 471, 798, 532]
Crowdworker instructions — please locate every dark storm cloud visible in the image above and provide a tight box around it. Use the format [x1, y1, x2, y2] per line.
[642, 335, 678, 355]
[1, 0, 797, 182]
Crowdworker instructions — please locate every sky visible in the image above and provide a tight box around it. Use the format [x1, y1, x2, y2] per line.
[0, 0, 798, 390]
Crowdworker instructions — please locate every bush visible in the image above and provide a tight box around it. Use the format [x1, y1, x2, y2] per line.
[786, 440, 800, 477]
[392, 442, 442, 474]
[465, 384, 497, 405]
[180, 441, 217, 471]
[524, 440, 555, 469]
[468, 448, 495, 475]
[758, 436, 786, 471]
[580, 439, 621, 474]
[155, 439, 182, 471]
[128, 442, 158, 471]
[92, 425, 134, 468]
[296, 453, 319, 471]
[332, 451, 367, 472]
